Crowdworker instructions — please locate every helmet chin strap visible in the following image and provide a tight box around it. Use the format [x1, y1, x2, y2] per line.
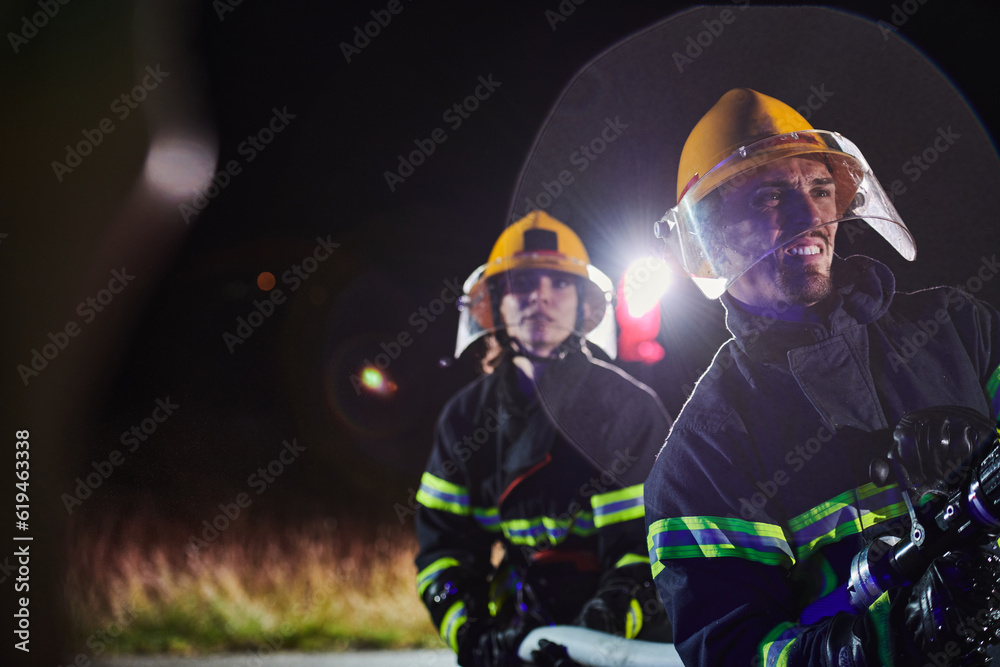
[506, 334, 584, 364]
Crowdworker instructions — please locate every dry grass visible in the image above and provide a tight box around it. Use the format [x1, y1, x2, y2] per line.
[65, 513, 441, 654]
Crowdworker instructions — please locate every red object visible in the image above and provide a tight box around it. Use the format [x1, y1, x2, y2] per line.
[616, 275, 664, 364]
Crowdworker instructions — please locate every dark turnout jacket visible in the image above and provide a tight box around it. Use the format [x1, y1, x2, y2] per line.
[646, 256, 1000, 666]
[416, 347, 671, 651]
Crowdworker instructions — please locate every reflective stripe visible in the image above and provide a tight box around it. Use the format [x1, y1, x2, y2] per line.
[441, 600, 468, 653]
[416, 473, 470, 516]
[647, 516, 794, 576]
[615, 553, 651, 569]
[625, 598, 643, 639]
[416, 556, 461, 597]
[593, 484, 645, 528]
[758, 621, 798, 667]
[500, 512, 597, 546]
[472, 506, 501, 532]
[869, 590, 894, 666]
[987, 364, 1000, 418]
[788, 483, 907, 562]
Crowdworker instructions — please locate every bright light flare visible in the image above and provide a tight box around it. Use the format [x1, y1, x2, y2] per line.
[622, 257, 672, 318]
[359, 366, 397, 397]
[142, 133, 217, 202]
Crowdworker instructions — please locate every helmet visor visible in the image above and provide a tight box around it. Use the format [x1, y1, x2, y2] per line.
[454, 264, 617, 360]
[658, 130, 916, 299]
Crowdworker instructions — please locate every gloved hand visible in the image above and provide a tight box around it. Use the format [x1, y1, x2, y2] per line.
[574, 583, 635, 637]
[881, 406, 996, 506]
[456, 617, 534, 667]
[530, 639, 583, 667]
[899, 546, 1000, 665]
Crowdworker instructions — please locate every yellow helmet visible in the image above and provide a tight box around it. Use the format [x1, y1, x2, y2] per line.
[455, 211, 616, 358]
[657, 88, 916, 299]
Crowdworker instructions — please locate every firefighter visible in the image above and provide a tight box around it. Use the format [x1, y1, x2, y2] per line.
[645, 88, 1000, 665]
[415, 211, 672, 666]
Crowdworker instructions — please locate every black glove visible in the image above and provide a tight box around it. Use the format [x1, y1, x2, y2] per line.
[456, 617, 534, 667]
[883, 406, 996, 506]
[899, 546, 1000, 665]
[573, 564, 666, 639]
[574, 583, 634, 637]
[530, 639, 583, 667]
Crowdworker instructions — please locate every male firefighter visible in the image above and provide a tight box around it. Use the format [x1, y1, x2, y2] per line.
[416, 211, 672, 666]
[645, 88, 1000, 665]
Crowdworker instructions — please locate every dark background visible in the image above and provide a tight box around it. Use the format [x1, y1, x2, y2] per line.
[0, 1, 998, 661]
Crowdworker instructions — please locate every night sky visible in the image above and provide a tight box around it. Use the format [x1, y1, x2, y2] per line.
[1, 1, 999, 660]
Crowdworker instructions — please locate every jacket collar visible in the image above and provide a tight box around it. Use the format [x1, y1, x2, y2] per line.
[721, 255, 896, 364]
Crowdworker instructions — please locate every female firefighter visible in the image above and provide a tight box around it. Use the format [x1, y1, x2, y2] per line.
[415, 211, 672, 666]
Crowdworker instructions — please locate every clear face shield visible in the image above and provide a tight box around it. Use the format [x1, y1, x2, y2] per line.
[454, 263, 617, 360]
[655, 130, 917, 299]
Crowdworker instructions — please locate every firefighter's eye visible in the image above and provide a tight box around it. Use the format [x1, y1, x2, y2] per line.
[552, 276, 572, 289]
[751, 189, 782, 209]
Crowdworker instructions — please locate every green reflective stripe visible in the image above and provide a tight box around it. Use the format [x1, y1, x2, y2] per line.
[987, 365, 1000, 417]
[625, 598, 643, 639]
[615, 553, 651, 569]
[416, 472, 470, 516]
[788, 484, 908, 561]
[472, 506, 502, 532]
[816, 553, 838, 599]
[420, 472, 468, 497]
[869, 590, 894, 666]
[440, 600, 468, 653]
[593, 484, 645, 528]
[416, 557, 461, 597]
[500, 514, 596, 545]
[647, 516, 794, 567]
[759, 621, 798, 667]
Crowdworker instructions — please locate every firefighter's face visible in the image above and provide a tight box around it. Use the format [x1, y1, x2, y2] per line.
[499, 269, 580, 357]
[720, 156, 839, 309]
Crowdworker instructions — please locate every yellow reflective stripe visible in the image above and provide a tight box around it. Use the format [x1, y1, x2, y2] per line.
[789, 484, 908, 561]
[869, 590, 894, 666]
[758, 621, 797, 667]
[416, 472, 470, 516]
[440, 600, 468, 653]
[416, 557, 461, 597]
[593, 484, 646, 528]
[420, 472, 468, 497]
[500, 514, 596, 545]
[647, 516, 794, 567]
[625, 598, 643, 639]
[615, 553, 651, 569]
